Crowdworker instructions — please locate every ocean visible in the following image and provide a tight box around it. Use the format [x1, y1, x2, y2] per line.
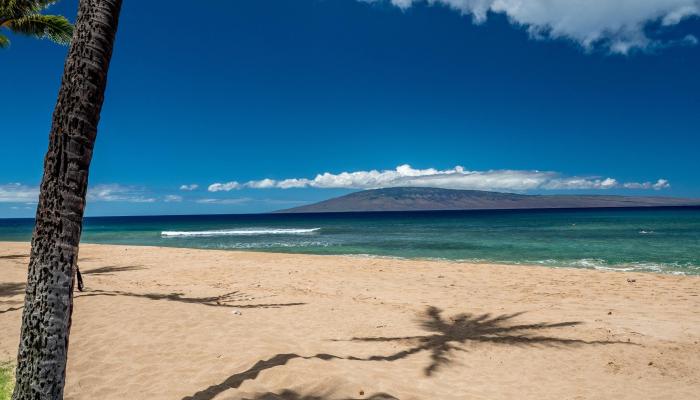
[1, 207, 699, 275]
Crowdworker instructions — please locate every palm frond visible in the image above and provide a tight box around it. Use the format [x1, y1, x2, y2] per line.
[5, 13, 72, 44]
[1, 1, 57, 14]
[0, 33, 9, 48]
[1, 1, 60, 25]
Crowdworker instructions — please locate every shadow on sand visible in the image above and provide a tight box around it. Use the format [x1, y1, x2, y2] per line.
[182, 306, 631, 400]
[338, 306, 629, 376]
[0, 254, 28, 260]
[0, 306, 23, 315]
[0, 264, 149, 314]
[0, 282, 25, 314]
[182, 353, 343, 400]
[81, 265, 145, 275]
[0, 282, 24, 298]
[241, 390, 398, 400]
[0, 266, 143, 300]
[75, 289, 306, 309]
[2, 266, 304, 313]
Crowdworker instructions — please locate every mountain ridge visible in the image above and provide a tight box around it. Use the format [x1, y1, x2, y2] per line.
[276, 187, 700, 213]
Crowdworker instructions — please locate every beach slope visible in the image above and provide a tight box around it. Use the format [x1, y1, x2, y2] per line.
[1, 242, 699, 399]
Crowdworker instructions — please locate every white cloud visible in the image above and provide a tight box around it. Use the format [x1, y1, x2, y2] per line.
[179, 184, 199, 191]
[683, 33, 699, 44]
[276, 179, 313, 189]
[1, 183, 160, 204]
[623, 178, 671, 190]
[164, 195, 183, 203]
[662, 4, 700, 24]
[9, 206, 34, 210]
[195, 198, 251, 205]
[245, 178, 277, 189]
[654, 179, 671, 189]
[208, 181, 241, 192]
[364, 0, 700, 53]
[0, 183, 39, 203]
[87, 184, 156, 203]
[213, 164, 671, 192]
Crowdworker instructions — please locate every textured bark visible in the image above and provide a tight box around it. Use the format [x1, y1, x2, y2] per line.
[13, 1, 122, 399]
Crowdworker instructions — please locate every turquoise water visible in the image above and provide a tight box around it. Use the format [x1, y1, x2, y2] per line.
[1, 208, 699, 275]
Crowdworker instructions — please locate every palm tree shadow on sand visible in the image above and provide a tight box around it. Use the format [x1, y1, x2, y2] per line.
[242, 390, 398, 400]
[341, 306, 630, 376]
[0, 254, 28, 260]
[75, 289, 306, 309]
[0, 282, 26, 314]
[81, 265, 145, 275]
[182, 306, 632, 400]
[0, 282, 25, 298]
[181, 352, 397, 400]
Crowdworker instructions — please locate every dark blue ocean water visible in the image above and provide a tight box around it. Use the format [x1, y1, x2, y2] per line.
[1, 207, 699, 275]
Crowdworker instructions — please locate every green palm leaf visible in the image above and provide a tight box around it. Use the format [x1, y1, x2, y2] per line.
[1, 1, 57, 14]
[0, 0, 73, 47]
[5, 14, 72, 44]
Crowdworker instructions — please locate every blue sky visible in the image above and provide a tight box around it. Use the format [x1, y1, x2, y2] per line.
[1, 0, 699, 217]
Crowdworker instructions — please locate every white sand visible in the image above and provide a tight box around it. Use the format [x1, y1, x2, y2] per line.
[1, 242, 699, 399]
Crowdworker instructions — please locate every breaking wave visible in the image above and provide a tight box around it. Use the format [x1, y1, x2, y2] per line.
[161, 228, 321, 238]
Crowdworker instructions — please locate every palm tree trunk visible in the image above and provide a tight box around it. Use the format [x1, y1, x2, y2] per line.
[13, 1, 122, 399]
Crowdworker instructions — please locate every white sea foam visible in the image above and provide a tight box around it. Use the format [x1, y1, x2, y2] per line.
[161, 228, 320, 238]
[342, 255, 696, 276]
[213, 241, 330, 249]
[509, 258, 696, 275]
[570, 258, 610, 268]
[344, 254, 408, 261]
[569, 259, 694, 275]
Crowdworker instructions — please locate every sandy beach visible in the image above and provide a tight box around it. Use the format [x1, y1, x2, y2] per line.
[1, 242, 699, 399]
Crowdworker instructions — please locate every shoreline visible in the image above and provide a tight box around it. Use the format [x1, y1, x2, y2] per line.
[2, 242, 699, 399]
[1, 240, 697, 277]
